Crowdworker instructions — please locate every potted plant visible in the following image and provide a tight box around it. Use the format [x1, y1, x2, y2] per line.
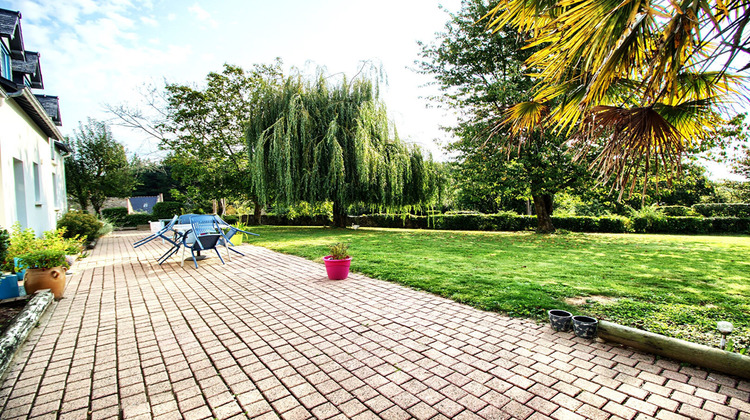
[323, 243, 351, 280]
[17, 249, 70, 300]
[6, 223, 37, 280]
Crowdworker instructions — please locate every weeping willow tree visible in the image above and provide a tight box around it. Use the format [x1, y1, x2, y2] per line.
[247, 72, 442, 227]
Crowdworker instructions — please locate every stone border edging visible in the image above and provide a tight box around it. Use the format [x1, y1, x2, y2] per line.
[598, 320, 750, 379]
[0, 291, 54, 382]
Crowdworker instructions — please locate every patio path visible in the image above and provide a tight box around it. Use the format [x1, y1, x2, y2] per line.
[0, 231, 748, 419]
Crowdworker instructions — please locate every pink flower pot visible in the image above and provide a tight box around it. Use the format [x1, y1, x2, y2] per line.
[323, 256, 351, 280]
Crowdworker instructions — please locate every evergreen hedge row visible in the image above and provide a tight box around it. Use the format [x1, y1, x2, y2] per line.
[346, 214, 750, 234]
[692, 203, 750, 218]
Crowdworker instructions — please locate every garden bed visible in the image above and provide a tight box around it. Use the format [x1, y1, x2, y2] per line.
[0, 297, 28, 336]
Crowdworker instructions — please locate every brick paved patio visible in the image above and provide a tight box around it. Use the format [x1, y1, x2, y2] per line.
[0, 231, 748, 419]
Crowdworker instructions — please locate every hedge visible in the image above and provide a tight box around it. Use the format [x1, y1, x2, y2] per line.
[101, 207, 128, 225]
[152, 201, 184, 220]
[221, 211, 750, 234]
[122, 213, 156, 227]
[693, 203, 750, 218]
[346, 214, 748, 234]
[658, 205, 698, 217]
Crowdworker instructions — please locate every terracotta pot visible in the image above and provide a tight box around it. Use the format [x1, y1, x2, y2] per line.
[23, 267, 66, 299]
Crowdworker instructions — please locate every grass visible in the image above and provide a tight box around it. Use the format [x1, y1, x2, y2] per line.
[249, 226, 750, 352]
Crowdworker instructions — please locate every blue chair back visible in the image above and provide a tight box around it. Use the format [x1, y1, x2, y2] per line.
[178, 214, 200, 224]
[189, 215, 221, 250]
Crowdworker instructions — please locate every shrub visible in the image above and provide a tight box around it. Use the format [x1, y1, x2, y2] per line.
[57, 211, 103, 242]
[17, 249, 70, 270]
[152, 201, 184, 220]
[222, 215, 239, 224]
[98, 217, 115, 237]
[41, 229, 85, 254]
[123, 213, 155, 227]
[0, 228, 9, 269]
[693, 203, 750, 217]
[101, 207, 128, 225]
[659, 205, 698, 217]
[7, 223, 38, 264]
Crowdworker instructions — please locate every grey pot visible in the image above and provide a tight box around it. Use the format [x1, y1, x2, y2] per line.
[572, 315, 598, 339]
[548, 309, 573, 332]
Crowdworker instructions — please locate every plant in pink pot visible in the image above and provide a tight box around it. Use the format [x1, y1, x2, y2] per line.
[323, 243, 351, 280]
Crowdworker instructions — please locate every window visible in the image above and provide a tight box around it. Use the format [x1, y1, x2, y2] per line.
[52, 171, 59, 208]
[0, 43, 11, 80]
[33, 162, 41, 204]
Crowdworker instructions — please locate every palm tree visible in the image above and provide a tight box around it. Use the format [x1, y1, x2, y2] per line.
[487, 0, 748, 198]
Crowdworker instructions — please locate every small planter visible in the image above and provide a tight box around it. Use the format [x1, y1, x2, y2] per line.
[231, 234, 244, 246]
[24, 267, 66, 300]
[323, 256, 352, 280]
[13, 258, 25, 281]
[0, 275, 20, 299]
[572, 316, 598, 339]
[548, 310, 573, 332]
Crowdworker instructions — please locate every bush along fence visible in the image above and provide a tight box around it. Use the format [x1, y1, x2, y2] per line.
[347, 214, 750, 234]
[103, 206, 750, 234]
[232, 212, 749, 234]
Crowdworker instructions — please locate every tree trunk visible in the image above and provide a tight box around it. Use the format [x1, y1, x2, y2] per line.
[332, 201, 347, 228]
[253, 202, 263, 225]
[532, 194, 555, 233]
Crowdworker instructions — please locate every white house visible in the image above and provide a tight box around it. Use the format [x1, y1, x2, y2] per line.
[0, 8, 68, 235]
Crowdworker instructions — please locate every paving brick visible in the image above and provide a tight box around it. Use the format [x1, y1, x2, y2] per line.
[3, 232, 749, 419]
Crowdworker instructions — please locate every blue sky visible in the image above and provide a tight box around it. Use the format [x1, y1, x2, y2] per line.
[1, 0, 745, 180]
[1, 0, 462, 159]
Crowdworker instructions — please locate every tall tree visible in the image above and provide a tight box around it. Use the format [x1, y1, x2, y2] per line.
[247, 72, 443, 227]
[486, 1, 746, 194]
[107, 63, 284, 221]
[65, 119, 135, 215]
[159, 63, 283, 218]
[418, 0, 589, 232]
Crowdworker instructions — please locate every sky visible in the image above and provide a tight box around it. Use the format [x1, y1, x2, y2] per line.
[1, 0, 463, 160]
[1, 0, 745, 181]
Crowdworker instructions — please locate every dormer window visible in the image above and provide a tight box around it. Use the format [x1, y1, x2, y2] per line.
[0, 42, 11, 80]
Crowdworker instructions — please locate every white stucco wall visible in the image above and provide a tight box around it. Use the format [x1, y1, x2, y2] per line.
[0, 93, 67, 236]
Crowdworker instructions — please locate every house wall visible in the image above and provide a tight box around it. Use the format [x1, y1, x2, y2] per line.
[0, 93, 67, 235]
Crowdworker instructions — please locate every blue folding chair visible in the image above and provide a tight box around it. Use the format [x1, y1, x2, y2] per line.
[133, 215, 182, 264]
[178, 213, 199, 224]
[214, 216, 259, 259]
[181, 215, 226, 268]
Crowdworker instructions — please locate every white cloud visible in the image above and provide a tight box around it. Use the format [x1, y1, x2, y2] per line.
[140, 16, 158, 27]
[188, 3, 217, 28]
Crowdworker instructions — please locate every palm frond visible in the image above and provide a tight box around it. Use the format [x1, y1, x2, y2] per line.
[574, 106, 685, 198]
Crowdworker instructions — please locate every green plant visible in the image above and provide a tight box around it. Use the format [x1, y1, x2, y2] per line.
[123, 213, 156, 227]
[57, 211, 103, 242]
[17, 249, 70, 270]
[6, 223, 38, 266]
[40, 229, 85, 255]
[328, 243, 350, 260]
[101, 207, 128, 225]
[152, 201, 184, 219]
[693, 203, 750, 218]
[0, 228, 9, 270]
[229, 222, 253, 242]
[98, 216, 115, 237]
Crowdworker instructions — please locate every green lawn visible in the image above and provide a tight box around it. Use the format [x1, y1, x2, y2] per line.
[248, 226, 750, 351]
